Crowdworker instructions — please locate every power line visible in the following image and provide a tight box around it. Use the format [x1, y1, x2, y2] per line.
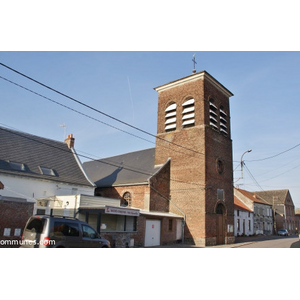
[247, 142, 300, 162]
[0, 63, 238, 166]
[257, 162, 300, 184]
[0, 75, 154, 145]
[0, 126, 206, 189]
[0, 62, 204, 157]
[243, 163, 264, 191]
[0, 74, 206, 161]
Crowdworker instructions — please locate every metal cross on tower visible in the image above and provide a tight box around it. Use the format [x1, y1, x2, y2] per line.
[192, 54, 197, 73]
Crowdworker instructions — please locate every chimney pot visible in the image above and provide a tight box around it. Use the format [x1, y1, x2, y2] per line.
[65, 134, 75, 148]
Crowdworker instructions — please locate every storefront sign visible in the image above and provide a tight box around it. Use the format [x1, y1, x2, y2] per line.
[105, 206, 140, 217]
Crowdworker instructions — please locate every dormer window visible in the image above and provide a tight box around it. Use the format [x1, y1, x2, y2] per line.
[182, 98, 195, 128]
[39, 166, 56, 176]
[165, 102, 177, 132]
[9, 161, 26, 171]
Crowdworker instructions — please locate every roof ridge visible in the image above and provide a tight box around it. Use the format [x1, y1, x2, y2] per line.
[93, 147, 156, 162]
[0, 125, 66, 146]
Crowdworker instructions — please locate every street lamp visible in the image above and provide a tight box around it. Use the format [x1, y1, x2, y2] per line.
[235, 149, 252, 186]
[240, 149, 252, 180]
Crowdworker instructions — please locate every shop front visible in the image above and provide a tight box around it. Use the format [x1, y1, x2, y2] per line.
[78, 205, 140, 247]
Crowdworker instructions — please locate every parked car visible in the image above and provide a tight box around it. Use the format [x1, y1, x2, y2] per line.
[277, 229, 289, 236]
[20, 215, 110, 248]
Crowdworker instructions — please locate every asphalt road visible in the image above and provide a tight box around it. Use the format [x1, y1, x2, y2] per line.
[236, 236, 300, 248]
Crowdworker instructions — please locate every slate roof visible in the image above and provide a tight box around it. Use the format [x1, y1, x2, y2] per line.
[83, 148, 161, 187]
[254, 190, 290, 206]
[0, 126, 94, 187]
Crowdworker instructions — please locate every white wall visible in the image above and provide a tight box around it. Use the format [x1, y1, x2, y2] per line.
[234, 209, 254, 236]
[0, 174, 95, 214]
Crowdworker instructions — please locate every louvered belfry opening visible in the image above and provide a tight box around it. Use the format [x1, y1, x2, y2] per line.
[182, 98, 195, 128]
[209, 98, 218, 131]
[165, 102, 177, 132]
[219, 105, 228, 135]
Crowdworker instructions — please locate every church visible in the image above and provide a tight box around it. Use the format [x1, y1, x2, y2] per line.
[83, 68, 235, 247]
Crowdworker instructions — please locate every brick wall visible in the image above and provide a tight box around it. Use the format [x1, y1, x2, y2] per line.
[0, 198, 34, 247]
[95, 184, 150, 210]
[94, 163, 182, 246]
[154, 73, 234, 246]
[149, 160, 171, 212]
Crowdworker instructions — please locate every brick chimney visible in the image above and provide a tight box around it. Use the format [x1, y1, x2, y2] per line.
[65, 134, 75, 149]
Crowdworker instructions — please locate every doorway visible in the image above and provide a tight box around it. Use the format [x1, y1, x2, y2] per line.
[145, 220, 161, 247]
[216, 203, 225, 245]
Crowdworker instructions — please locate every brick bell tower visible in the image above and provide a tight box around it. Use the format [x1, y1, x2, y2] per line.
[154, 70, 235, 246]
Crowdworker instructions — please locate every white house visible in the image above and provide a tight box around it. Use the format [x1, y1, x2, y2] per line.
[0, 126, 95, 215]
[234, 188, 273, 235]
[234, 195, 254, 236]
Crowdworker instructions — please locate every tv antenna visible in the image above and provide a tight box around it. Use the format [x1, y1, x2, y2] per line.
[60, 124, 66, 140]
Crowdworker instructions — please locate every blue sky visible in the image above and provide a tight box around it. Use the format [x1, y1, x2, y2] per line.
[1, 1, 300, 291]
[1, 51, 300, 208]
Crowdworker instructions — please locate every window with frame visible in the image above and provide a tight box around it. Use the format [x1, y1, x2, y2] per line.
[217, 189, 224, 201]
[9, 161, 26, 171]
[165, 102, 177, 131]
[121, 192, 132, 207]
[82, 224, 97, 238]
[39, 166, 56, 176]
[100, 214, 137, 232]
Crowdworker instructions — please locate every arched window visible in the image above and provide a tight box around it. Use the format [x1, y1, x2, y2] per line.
[121, 192, 132, 207]
[182, 98, 195, 128]
[165, 102, 177, 131]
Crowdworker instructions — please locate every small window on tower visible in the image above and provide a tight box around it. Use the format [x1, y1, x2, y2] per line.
[217, 189, 224, 201]
[182, 98, 195, 128]
[165, 102, 177, 132]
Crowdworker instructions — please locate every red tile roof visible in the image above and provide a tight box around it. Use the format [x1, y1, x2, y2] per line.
[234, 196, 252, 212]
[235, 188, 267, 204]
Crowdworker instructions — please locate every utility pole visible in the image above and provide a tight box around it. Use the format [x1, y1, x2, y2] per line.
[235, 149, 252, 187]
[273, 196, 277, 234]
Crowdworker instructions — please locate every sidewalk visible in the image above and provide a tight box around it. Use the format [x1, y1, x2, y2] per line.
[208, 235, 278, 248]
[154, 235, 298, 248]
